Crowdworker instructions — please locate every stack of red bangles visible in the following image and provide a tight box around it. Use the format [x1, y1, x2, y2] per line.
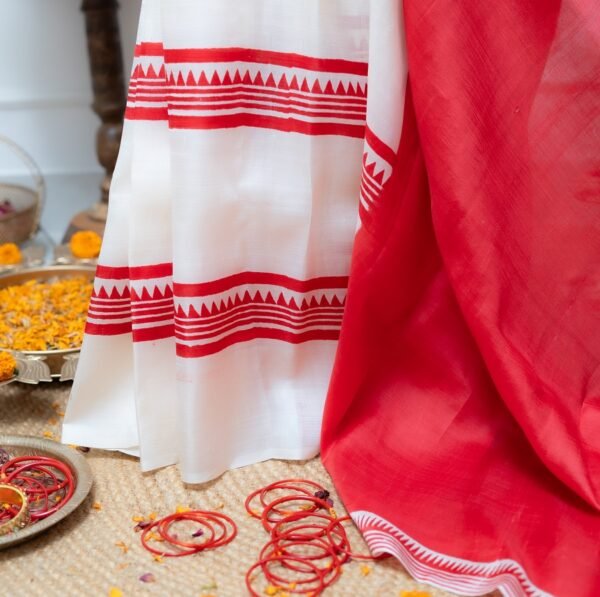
[244, 478, 387, 596]
[139, 509, 237, 558]
[0, 448, 76, 531]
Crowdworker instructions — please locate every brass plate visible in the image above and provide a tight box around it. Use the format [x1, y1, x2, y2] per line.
[0, 265, 95, 380]
[0, 435, 93, 550]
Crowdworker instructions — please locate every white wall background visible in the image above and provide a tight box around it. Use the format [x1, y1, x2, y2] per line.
[0, 0, 142, 240]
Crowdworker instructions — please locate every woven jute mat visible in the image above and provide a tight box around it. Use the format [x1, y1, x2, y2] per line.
[0, 382, 479, 597]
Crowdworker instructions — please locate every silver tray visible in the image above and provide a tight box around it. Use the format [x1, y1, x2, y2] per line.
[0, 265, 95, 383]
[0, 435, 93, 550]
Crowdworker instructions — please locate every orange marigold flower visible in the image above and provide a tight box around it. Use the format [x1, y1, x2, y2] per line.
[0, 351, 16, 382]
[0, 243, 22, 266]
[69, 230, 102, 259]
[0, 276, 92, 351]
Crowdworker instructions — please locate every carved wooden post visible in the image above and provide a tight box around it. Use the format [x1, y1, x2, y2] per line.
[65, 0, 126, 239]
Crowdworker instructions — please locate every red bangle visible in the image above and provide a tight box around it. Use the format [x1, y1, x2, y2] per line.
[244, 479, 326, 519]
[261, 494, 333, 532]
[259, 536, 342, 587]
[245, 554, 325, 596]
[157, 511, 236, 550]
[141, 520, 209, 557]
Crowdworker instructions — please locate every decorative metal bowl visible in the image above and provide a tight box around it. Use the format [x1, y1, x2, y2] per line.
[0, 435, 93, 550]
[0, 265, 95, 383]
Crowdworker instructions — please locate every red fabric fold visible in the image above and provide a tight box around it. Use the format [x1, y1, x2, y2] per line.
[321, 1, 600, 595]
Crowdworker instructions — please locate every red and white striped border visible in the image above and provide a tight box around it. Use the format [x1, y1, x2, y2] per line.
[352, 511, 551, 597]
[85, 265, 347, 356]
[174, 272, 347, 357]
[125, 43, 368, 138]
[86, 263, 173, 342]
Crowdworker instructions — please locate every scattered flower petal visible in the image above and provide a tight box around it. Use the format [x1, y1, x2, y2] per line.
[108, 588, 123, 597]
[43, 431, 55, 439]
[176, 505, 190, 513]
[314, 489, 330, 500]
[148, 512, 158, 520]
[400, 592, 432, 597]
[115, 541, 129, 554]
[152, 554, 164, 563]
[191, 528, 204, 538]
[92, 502, 103, 511]
[360, 564, 371, 576]
[139, 573, 156, 583]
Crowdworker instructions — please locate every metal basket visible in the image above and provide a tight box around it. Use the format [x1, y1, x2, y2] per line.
[0, 135, 45, 245]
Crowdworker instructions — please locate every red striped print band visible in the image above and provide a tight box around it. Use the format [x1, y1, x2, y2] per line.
[86, 263, 174, 342]
[85, 265, 347, 357]
[126, 43, 368, 138]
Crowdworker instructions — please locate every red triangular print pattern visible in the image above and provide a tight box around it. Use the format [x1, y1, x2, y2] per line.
[87, 266, 348, 355]
[174, 281, 347, 357]
[127, 46, 368, 136]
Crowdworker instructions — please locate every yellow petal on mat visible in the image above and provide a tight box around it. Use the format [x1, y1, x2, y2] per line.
[148, 512, 158, 520]
[132, 515, 145, 522]
[108, 588, 123, 597]
[400, 592, 432, 597]
[92, 502, 103, 511]
[115, 541, 129, 554]
[152, 555, 164, 564]
[360, 564, 371, 576]
[43, 431, 55, 439]
[176, 505, 190, 513]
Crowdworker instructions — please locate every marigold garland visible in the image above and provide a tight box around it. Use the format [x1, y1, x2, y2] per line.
[0, 351, 17, 381]
[0, 243, 22, 266]
[0, 276, 92, 351]
[69, 230, 102, 259]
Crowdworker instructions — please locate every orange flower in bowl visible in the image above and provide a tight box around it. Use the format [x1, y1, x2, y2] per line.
[0, 243, 22, 266]
[69, 231, 102, 259]
[0, 351, 17, 382]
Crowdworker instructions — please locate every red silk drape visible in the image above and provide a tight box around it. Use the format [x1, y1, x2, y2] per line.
[322, 1, 600, 595]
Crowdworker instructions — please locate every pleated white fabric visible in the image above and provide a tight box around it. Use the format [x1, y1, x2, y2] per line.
[63, 0, 403, 482]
